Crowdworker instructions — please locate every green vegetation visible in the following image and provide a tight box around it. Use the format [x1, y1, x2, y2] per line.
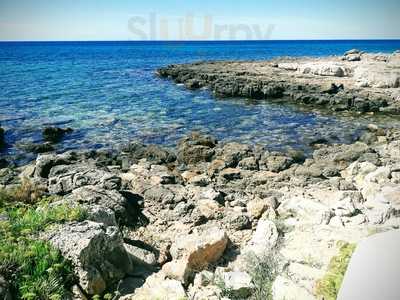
[315, 242, 356, 300]
[247, 253, 279, 300]
[0, 184, 87, 300]
[216, 252, 279, 300]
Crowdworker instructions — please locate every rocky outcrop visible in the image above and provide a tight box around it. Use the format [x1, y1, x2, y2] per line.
[158, 50, 400, 114]
[63, 186, 142, 226]
[44, 221, 132, 295]
[11, 126, 400, 299]
[47, 164, 122, 194]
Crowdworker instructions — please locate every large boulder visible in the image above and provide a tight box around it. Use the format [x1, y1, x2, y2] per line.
[48, 164, 121, 195]
[45, 221, 132, 295]
[34, 153, 77, 179]
[63, 186, 142, 226]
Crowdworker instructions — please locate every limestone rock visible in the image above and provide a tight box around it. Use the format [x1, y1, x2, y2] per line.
[45, 221, 132, 295]
[63, 185, 142, 226]
[124, 243, 157, 266]
[121, 272, 186, 300]
[170, 227, 228, 270]
[48, 164, 121, 195]
[272, 275, 316, 300]
[242, 220, 278, 257]
[218, 142, 253, 167]
[247, 197, 270, 219]
[299, 62, 350, 77]
[219, 271, 254, 298]
[177, 132, 216, 165]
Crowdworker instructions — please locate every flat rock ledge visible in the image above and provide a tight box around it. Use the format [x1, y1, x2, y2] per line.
[157, 50, 400, 114]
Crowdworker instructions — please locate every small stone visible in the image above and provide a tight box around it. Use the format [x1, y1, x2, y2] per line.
[189, 174, 211, 186]
[247, 197, 270, 219]
[219, 168, 241, 180]
[238, 157, 258, 170]
[219, 271, 254, 298]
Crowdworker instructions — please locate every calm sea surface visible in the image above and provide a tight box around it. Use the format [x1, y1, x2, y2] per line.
[1, 40, 400, 163]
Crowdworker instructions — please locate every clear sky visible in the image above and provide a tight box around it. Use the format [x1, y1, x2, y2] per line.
[0, 0, 399, 41]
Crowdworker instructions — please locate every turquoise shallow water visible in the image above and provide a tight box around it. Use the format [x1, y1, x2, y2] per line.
[1, 40, 400, 163]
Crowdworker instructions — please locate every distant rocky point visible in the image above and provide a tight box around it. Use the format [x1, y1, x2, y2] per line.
[158, 50, 400, 114]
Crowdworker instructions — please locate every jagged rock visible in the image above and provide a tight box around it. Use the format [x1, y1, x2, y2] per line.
[225, 213, 251, 231]
[48, 164, 121, 195]
[44, 221, 132, 295]
[207, 159, 227, 176]
[63, 186, 142, 226]
[242, 220, 278, 257]
[196, 199, 223, 219]
[175, 141, 211, 164]
[219, 271, 254, 298]
[125, 243, 157, 266]
[148, 164, 176, 185]
[34, 153, 77, 179]
[238, 157, 258, 170]
[260, 153, 293, 172]
[247, 197, 270, 219]
[42, 126, 73, 143]
[122, 141, 176, 165]
[218, 142, 253, 167]
[177, 133, 216, 165]
[170, 227, 228, 271]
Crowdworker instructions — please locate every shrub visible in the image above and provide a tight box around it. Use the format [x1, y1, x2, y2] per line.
[0, 198, 87, 300]
[315, 242, 356, 300]
[0, 180, 46, 206]
[247, 253, 279, 300]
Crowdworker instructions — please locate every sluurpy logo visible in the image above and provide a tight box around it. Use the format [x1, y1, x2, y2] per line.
[128, 13, 275, 41]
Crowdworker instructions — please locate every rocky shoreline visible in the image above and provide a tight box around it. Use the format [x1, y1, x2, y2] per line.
[157, 50, 400, 114]
[1, 123, 400, 299]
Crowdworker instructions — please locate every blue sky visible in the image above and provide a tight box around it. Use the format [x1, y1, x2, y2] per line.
[0, 0, 399, 40]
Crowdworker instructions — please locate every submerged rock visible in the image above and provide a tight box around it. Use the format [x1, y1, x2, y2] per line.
[0, 127, 5, 149]
[43, 126, 73, 143]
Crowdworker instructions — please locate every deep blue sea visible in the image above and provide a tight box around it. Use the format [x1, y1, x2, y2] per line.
[1, 40, 400, 163]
